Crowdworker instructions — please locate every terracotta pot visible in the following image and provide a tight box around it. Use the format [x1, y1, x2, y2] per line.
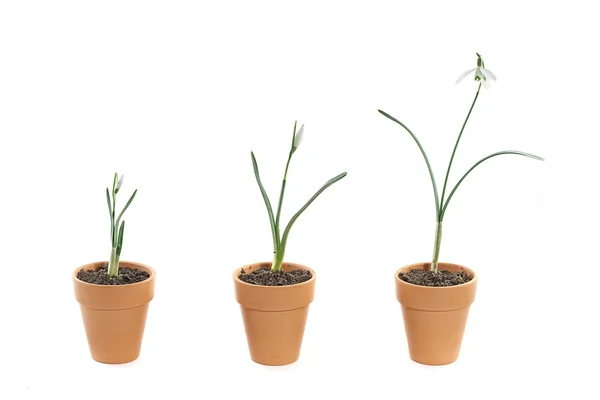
[395, 262, 477, 365]
[233, 262, 316, 366]
[73, 261, 156, 364]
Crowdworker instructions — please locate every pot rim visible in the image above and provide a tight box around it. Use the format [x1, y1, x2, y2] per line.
[395, 261, 477, 290]
[73, 260, 156, 288]
[233, 261, 316, 289]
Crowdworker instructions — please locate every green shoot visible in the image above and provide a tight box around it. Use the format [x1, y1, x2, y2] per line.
[105, 173, 137, 276]
[251, 122, 347, 272]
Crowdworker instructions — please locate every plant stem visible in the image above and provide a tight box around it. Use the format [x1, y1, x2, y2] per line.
[440, 83, 481, 209]
[275, 149, 293, 245]
[272, 249, 285, 272]
[271, 165, 289, 272]
[111, 195, 116, 247]
[107, 247, 119, 276]
[431, 221, 443, 273]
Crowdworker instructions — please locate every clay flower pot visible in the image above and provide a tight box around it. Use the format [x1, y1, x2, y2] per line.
[233, 262, 316, 366]
[395, 262, 477, 365]
[73, 261, 156, 364]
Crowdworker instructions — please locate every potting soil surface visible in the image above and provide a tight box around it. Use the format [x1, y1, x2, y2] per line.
[238, 267, 312, 286]
[77, 264, 150, 285]
[399, 268, 473, 287]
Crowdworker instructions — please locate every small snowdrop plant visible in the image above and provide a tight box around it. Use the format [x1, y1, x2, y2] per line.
[251, 122, 347, 273]
[378, 53, 543, 274]
[105, 173, 137, 276]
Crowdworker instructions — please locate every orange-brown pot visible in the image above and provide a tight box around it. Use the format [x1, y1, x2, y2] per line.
[73, 261, 156, 364]
[395, 262, 477, 365]
[233, 262, 316, 366]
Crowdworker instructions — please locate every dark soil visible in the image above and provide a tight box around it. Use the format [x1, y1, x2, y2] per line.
[238, 267, 312, 286]
[77, 264, 150, 285]
[399, 268, 473, 287]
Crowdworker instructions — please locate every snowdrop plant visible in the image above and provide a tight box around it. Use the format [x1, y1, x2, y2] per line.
[251, 122, 347, 273]
[379, 53, 543, 274]
[105, 173, 137, 276]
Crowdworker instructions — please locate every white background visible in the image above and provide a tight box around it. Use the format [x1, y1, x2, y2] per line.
[0, 0, 597, 399]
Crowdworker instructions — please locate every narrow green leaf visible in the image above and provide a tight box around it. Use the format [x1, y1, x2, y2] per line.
[106, 187, 114, 243]
[378, 109, 440, 220]
[116, 189, 137, 227]
[440, 150, 544, 219]
[279, 171, 348, 254]
[106, 187, 113, 218]
[251, 151, 279, 252]
[116, 220, 125, 256]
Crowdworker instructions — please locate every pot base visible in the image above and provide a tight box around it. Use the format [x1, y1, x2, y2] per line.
[80, 303, 149, 364]
[242, 306, 309, 366]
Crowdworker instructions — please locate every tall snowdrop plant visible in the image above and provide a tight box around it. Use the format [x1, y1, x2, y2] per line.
[378, 53, 543, 273]
[251, 122, 347, 272]
[105, 173, 137, 276]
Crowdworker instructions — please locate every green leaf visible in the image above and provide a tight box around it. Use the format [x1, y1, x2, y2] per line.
[251, 151, 279, 252]
[378, 109, 440, 220]
[106, 187, 113, 218]
[279, 171, 348, 254]
[116, 189, 137, 227]
[440, 150, 544, 219]
[116, 220, 125, 256]
[106, 187, 114, 243]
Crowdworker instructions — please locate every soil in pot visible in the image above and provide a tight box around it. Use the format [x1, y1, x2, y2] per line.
[399, 268, 473, 287]
[76, 264, 150, 285]
[238, 267, 312, 286]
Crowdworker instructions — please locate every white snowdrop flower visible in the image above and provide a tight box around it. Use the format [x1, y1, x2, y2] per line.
[115, 174, 124, 193]
[456, 53, 496, 88]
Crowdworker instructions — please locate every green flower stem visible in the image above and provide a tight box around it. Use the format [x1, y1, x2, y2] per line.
[432, 83, 481, 272]
[275, 128, 296, 245]
[275, 154, 292, 236]
[440, 83, 481, 211]
[431, 221, 443, 273]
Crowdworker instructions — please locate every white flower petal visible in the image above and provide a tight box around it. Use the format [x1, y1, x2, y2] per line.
[456, 68, 476, 84]
[475, 67, 486, 81]
[482, 68, 496, 81]
[116, 174, 124, 191]
[481, 77, 491, 89]
[293, 124, 304, 149]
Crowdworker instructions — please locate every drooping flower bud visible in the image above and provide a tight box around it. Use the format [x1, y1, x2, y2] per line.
[455, 52, 496, 88]
[115, 174, 124, 193]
